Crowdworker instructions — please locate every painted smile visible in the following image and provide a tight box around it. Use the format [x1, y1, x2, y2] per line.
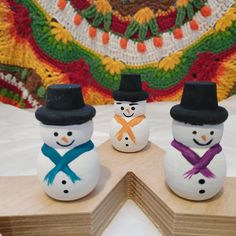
[123, 113, 134, 118]
[56, 140, 75, 147]
[193, 139, 213, 146]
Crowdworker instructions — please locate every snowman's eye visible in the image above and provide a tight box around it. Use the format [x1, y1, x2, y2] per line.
[67, 131, 72, 136]
[54, 132, 58, 137]
[131, 107, 135, 111]
[192, 131, 197, 135]
[210, 131, 214, 135]
[121, 106, 124, 110]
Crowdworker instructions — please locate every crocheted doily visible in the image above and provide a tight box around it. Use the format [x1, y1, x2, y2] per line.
[0, 0, 236, 107]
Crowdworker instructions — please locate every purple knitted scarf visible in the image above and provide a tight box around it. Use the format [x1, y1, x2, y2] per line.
[171, 139, 222, 179]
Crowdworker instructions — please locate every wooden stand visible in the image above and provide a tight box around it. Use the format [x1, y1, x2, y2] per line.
[1, 141, 236, 236]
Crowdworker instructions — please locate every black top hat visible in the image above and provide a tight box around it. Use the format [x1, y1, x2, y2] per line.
[35, 84, 96, 125]
[113, 74, 148, 102]
[170, 82, 228, 125]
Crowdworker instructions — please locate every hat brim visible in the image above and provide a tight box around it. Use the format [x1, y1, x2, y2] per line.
[113, 91, 148, 102]
[170, 105, 228, 125]
[35, 105, 96, 126]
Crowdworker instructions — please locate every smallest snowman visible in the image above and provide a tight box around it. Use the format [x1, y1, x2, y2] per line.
[164, 82, 228, 201]
[110, 74, 149, 153]
[35, 84, 100, 201]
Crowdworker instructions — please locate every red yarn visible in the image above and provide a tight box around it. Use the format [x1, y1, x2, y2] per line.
[184, 45, 236, 83]
[135, 45, 236, 101]
[10, 1, 32, 39]
[157, 10, 177, 33]
[70, 0, 90, 10]
[110, 15, 129, 35]
[0, 78, 32, 108]
[28, 35, 112, 95]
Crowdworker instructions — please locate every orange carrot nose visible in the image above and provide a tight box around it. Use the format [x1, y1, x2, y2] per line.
[126, 108, 130, 114]
[61, 136, 69, 143]
[201, 135, 207, 142]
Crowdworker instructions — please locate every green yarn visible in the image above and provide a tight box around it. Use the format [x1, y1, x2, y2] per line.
[21, 69, 28, 81]
[186, 3, 194, 20]
[125, 20, 139, 38]
[12, 0, 236, 91]
[92, 12, 104, 27]
[192, 0, 204, 9]
[104, 13, 112, 32]
[37, 86, 46, 98]
[148, 18, 159, 36]
[82, 5, 96, 19]
[139, 24, 148, 41]
[0, 87, 25, 107]
[175, 7, 186, 27]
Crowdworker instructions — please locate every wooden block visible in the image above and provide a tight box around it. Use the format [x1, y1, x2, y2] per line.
[0, 140, 236, 236]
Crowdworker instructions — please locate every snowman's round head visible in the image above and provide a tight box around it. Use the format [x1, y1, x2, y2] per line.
[40, 121, 93, 149]
[172, 120, 224, 149]
[114, 100, 146, 118]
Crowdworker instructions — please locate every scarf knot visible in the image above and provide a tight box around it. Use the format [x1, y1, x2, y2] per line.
[171, 139, 222, 179]
[41, 140, 94, 185]
[114, 115, 145, 144]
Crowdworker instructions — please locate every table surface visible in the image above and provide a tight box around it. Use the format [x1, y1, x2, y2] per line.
[0, 96, 236, 235]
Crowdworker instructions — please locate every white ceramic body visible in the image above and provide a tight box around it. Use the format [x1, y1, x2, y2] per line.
[110, 100, 149, 152]
[110, 117, 149, 152]
[38, 147, 100, 201]
[37, 121, 100, 201]
[164, 120, 226, 201]
[164, 147, 226, 201]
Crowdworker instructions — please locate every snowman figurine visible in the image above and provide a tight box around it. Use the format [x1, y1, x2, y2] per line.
[110, 74, 149, 153]
[164, 82, 228, 201]
[35, 84, 100, 201]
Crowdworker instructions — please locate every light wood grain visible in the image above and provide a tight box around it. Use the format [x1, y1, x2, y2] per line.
[0, 140, 236, 235]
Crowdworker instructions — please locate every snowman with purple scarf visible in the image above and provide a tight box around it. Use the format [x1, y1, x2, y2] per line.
[35, 84, 100, 201]
[164, 82, 228, 201]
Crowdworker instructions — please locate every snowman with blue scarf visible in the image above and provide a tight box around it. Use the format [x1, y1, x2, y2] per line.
[164, 82, 228, 201]
[35, 84, 100, 201]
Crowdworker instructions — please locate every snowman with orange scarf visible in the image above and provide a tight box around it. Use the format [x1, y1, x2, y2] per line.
[110, 74, 149, 153]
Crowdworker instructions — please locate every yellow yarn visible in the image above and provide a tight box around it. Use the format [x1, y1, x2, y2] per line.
[215, 53, 236, 101]
[94, 0, 112, 14]
[158, 51, 183, 71]
[102, 57, 125, 75]
[133, 7, 154, 25]
[215, 7, 236, 32]
[83, 87, 113, 105]
[0, 6, 65, 88]
[176, 0, 189, 7]
[50, 21, 73, 44]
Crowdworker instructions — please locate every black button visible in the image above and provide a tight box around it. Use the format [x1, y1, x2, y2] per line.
[126, 144, 129, 147]
[64, 190, 69, 194]
[125, 137, 128, 140]
[198, 179, 205, 185]
[199, 189, 205, 194]
[62, 180, 66, 185]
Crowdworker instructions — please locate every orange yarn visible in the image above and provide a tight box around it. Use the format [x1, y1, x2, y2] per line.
[102, 32, 109, 44]
[137, 42, 147, 53]
[57, 0, 67, 10]
[153, 37, 163, 48]
[189, 19, 199, 31]
[74, 14, 83, 25]
[201, 6, 212, 17]
[120, 37, 128, 49]
[174, 28, 183, 39]
[89, 26, 97, 39]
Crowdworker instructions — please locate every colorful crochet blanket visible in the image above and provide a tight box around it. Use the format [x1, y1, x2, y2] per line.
[0, 0, 236, 108]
